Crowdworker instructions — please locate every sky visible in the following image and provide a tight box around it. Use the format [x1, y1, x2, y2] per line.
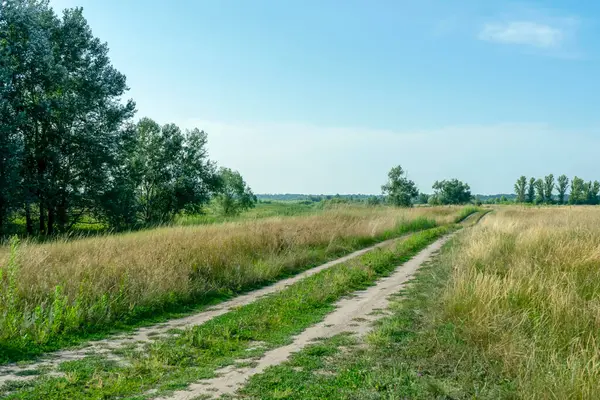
[49, 0, 600, 195]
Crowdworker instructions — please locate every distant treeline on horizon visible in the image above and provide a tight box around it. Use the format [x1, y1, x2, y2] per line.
[256, 193, 516, 202]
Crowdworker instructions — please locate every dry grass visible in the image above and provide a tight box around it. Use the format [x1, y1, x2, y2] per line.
[0, 205, 460, 351]
[444, 206, 600, 399]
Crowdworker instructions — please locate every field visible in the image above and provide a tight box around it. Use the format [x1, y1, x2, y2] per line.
[3, 205, 599, 399]
[0, 204, 461, 363]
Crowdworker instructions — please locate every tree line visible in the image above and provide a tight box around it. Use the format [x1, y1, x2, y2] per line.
[381, 165, 472, 206]
[514, 175, 599, 205]
[0, 0, 255, 236]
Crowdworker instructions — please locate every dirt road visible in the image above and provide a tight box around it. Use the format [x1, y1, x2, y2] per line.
[0, 234, 411, 386]
[157, 235, 451, 400]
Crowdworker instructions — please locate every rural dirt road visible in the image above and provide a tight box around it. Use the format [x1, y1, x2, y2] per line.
[0, 234, 412, 386]
[157, 235, 451, 399]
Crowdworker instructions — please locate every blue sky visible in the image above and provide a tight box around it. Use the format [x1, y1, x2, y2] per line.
[50, 0, 600, 194]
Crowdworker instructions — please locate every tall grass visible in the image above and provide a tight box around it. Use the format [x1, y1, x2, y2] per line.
[0, 206, 459, 356]
[444, 206, 600, 398]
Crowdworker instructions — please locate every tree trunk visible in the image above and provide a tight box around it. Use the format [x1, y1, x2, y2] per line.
[39, 199, 46, 235]
[25, 201, 33, 235]
[47, 207, 55, 236]
[57, 195, 67, 232]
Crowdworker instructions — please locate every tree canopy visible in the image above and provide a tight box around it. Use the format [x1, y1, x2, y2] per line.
[431, 179, 471, 205]
[0, 0, 253, 236]
[381, 166, 419, 207]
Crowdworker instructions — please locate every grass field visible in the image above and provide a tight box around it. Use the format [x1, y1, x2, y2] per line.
[238, 206, 600, 399]
[0, 226, 456, 399]
[0, 204, 466, 363]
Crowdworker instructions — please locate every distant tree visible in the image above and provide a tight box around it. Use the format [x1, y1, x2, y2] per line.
[381, 165, 419, 207]
[514, 176, 527, 203]
[543, 174, 555, 204]
[367, 196, 381, 206]
[214, 168, 257, 216]
[428, 195, 441, 206]
[500, 195, 508, 203]
[534, 179, 545, 204]
[416, 192, 430, 204]
[527, 177, 536, 203]
[585, 181, 600, 205]
[432, 179, 471, 205]
[569, 176, 586, 205]
[557, 175, 569, 205]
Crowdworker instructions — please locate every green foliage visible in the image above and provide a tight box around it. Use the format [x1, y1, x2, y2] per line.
[416, 192, 430, 204]
[543, 174, 555, 204]
[514, 176, 527, 203]
[214, 167, 257, 216]
[381, 165, 419, 207]
[0, 1, 257, 236]
[569, 176, 586, 205]
[366, 196, 381, 206]
[453, 206, 481, 223]
[557, 175, 569, 204]
[534, 178, 545, 204]
[432, 179, 471, 205]
[527, 177, 536, 203]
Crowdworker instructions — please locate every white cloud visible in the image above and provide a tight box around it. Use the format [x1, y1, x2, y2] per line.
[478, 21, 564, 48]
[180, 119, 600, 195]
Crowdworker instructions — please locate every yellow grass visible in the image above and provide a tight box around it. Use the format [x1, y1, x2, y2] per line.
[0, 205, 460, 349]
[444, 206, 600, 398]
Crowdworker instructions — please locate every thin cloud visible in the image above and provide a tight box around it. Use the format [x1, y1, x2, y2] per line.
[479, 21, 564, 48]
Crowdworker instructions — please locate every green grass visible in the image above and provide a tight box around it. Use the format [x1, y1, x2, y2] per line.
[237, 233, 511, 400]
[0, 226, 455, 399]
[453, 205, 481, 223]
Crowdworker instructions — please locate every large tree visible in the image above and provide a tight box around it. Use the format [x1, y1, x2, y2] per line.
[1, 1, 135, 235]
[534, 178, 545, 204]
[432, 179, 471, 205]
[557, 175, 569, 205]
[527, 177, 536, 203]
[569, 176, 586, 205]
[125, 118, 219, 225]
[543, 174, 555, 204]
[381, 165, 419, 207]
[514, 176, 527, 203]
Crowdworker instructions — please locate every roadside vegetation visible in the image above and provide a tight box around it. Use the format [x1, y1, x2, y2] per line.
[0, 205, 467, 363]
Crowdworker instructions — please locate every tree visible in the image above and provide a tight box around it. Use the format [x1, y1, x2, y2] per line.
[367, 196, 381, 206]
[381, 165, 419, 207]
[569, 176, 586, 205]
[585, 181, 600, 205]
[127, 118, 219, 225]
[0, 1, 135, 235]
[514, 176, 527, 203]
[432, 179, 471, 205]
[416, 192, 430, 204]
[214, 168, 257, 216]
[543, 174, 555, 204]
[527, 177, 536, 203]
[557, 175, 569, 205]
[534, 179, 545, 204]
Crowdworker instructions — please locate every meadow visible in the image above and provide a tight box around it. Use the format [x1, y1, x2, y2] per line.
[239, 206, 600, 400]
[0, 204, 462, 362]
